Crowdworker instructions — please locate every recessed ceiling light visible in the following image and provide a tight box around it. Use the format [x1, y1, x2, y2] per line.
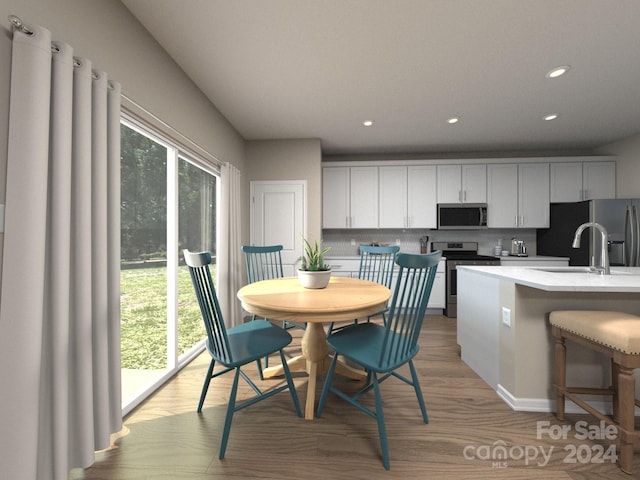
[447, 117, 459, 124]
[543, 113, 559, 121]
[363, 120, 373, 127]
[546, 66, 570, 78]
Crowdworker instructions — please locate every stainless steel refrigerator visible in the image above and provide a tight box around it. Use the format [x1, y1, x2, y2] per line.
[536, 199, 640, 267]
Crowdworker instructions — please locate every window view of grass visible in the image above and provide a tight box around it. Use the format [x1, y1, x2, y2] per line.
[120, 264, 211, 370]
[120, 120, 217, 399]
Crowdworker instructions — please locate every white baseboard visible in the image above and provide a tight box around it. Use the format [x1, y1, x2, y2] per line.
[496, 384, 620, 415]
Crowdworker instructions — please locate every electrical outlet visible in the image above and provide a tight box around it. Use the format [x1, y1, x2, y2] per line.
[395, 238, 401, 245]
[502, 307, 511, 327]
[350, 238, 356, 246]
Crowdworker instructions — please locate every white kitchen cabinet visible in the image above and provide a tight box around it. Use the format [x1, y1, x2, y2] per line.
[487, 164, 518, 228]
[378, 166, 406, 228]
[549, 162, 583, 203]
[379, 165, 437, 228]
[322, 166, 378, 228]
[518, 163, 549, 228]
[324, 257, 359, 277]
[550, 161, 616, 202]
[487, 163, 549, 228]
[437, 164, 486, 204]
[408, 166, 438, 228]
[583, 161, 616, 200]
[428, 260, 446, 308]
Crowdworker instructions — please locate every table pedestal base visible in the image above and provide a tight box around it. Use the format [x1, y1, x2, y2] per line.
[262, 322, 366, 419]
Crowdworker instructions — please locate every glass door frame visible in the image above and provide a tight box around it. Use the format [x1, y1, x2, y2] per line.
[120, 113, 219, 416]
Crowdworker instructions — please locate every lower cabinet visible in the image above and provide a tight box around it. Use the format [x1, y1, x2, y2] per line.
[325, 257, 445, 310]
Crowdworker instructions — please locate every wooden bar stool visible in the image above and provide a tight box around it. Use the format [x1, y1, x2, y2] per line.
[550, 310, 640, 474]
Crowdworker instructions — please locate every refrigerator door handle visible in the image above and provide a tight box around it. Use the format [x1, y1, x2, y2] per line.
[630, 205, 640, 267]
[625, 205, 632, 266]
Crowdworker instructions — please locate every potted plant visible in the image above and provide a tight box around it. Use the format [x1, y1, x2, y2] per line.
[298, 236, 332, 289]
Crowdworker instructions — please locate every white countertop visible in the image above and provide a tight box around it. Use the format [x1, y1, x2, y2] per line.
[457, 265, 640, 292]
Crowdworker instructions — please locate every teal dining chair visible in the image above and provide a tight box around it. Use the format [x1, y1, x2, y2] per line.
[184, 249, 302, 459]
[317, 250, 442, 470]
[328, 244, 399, 334]
[241, 244, 305, 330]
[241, 244, 304, 377]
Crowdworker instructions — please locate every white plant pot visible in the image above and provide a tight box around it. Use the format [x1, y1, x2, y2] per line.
[297, 269, 331, 289]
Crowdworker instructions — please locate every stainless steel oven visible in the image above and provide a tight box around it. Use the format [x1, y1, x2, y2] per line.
[432, 241, 500, 317]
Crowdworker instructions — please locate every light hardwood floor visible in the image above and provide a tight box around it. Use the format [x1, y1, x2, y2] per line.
[71, 316, 637, 479]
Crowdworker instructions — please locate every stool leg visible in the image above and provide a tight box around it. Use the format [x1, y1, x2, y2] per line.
[611, 359, 619, 423]
[554, 335, 566, 421]
[617, 365, 635, 475]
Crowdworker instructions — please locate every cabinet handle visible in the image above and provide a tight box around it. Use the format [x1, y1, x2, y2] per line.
[514, 215, 518, 227]
[459, 190, 462, 202]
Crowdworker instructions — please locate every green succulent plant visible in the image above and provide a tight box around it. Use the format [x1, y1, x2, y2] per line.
[299, 236, 331, 271]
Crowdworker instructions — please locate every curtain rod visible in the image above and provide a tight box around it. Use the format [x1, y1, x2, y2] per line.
[121, 92, 223, 168]
[8, 15, 33, 35]
[8, 14, 223, 169]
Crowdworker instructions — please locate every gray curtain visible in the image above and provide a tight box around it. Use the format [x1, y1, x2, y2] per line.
[0, 20, 122, 479]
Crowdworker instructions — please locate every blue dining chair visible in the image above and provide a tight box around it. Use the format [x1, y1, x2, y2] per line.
[241, 244, 305, 330]
[241, 244, 305, 377]
[328, 244, 399, 334]
[317, 250, 442, 470]
[184, 249, 302, 459]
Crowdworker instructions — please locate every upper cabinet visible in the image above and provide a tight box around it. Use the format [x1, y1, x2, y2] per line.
[550, 161, 616, 202]
[323, 157, 614, 230]
[379, 165, 437, 228]
[437, 164, 486, 203]
[487, 163, 549, 228]
[582, 161, 616, 200]
[322, 166, 378, 228]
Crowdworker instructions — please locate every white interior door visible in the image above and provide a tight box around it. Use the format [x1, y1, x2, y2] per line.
[250, 181, 306, 276]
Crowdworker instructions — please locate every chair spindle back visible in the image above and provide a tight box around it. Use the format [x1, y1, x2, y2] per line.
[380, 251, 442, 367]
[358, 245, 400, 288]
[184, 250, 233, 364]
[241, 245, 284, 283]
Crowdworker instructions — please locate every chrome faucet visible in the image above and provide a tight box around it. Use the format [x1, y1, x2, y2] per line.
[572, 222, 610, 275]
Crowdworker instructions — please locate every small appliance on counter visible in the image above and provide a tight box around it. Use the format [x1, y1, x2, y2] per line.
[510, 238, 528, 257]
[419, 235, 429, 254]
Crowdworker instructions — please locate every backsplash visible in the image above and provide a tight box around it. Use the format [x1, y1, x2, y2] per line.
[322, 229, 537, 257]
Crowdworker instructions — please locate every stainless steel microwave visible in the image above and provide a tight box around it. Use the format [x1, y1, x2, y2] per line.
[437, 203, 488, 229]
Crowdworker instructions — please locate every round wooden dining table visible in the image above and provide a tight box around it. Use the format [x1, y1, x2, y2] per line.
[237, 276, 391, 420]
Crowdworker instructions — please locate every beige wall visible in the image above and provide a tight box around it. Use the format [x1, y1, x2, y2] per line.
[245, 139, 322, 241]
[598, 132, 640, 198]
[0, 0, 245, 195]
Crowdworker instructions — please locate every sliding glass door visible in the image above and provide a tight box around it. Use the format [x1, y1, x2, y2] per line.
[120, 118, 217, 414]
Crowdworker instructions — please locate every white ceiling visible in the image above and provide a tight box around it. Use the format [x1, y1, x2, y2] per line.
[121, 0, 640, 156]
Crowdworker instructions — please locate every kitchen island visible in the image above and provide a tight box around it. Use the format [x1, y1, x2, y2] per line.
[457, 265, 640, 413]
